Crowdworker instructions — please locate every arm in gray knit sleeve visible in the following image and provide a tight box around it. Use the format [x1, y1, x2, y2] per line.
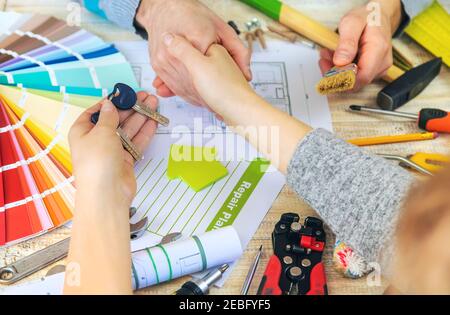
[286, 129, 415, 270]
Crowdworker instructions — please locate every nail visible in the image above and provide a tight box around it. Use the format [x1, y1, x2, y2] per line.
[101, 100, 115, 112]
[163, 33, 174, 46]
[335, 50, 351, 62]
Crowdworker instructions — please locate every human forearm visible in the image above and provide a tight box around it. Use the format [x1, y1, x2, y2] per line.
[64, 187, 132, 295]
[212, 91, 312, 174]
[287, 129, 415, 271]
[65, 94, 157, 294]
[216, 91, 415, 271]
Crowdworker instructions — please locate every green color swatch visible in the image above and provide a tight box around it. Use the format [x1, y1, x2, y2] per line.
[167, 145, 229, 192]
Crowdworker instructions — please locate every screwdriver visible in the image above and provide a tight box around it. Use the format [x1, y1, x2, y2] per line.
[241, 245, 263, 295]
[349, 105, 450, 134]
[174, 264, 229, 295]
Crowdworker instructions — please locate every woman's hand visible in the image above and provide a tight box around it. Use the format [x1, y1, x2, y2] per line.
[136, 0, 251, 106]
[65, 92, 158, 295]
[69, 92, 158, 208]
[164, 34, 312, 173]
[319, 0, 402, 89]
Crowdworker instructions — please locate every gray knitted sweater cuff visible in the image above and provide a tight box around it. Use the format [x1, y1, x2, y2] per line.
[286, 129, 414, 268]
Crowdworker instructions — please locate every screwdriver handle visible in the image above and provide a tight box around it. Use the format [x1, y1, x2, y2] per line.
[174, 281, 205, 295]
[418, 109, 450, 133]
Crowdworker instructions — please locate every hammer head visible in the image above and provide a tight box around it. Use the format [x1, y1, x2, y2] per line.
[377, 58, 442, 111]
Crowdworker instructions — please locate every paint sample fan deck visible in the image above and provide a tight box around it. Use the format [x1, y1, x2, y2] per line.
[0, 12, 139, 247]
[0, 12, 138, 96]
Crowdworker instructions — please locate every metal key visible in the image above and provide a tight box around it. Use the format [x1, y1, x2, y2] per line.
[0, 208, 149, 285]
[116, 127, 143, 161]
[90, 112, 143, 162]
[109, 83, 170, 127]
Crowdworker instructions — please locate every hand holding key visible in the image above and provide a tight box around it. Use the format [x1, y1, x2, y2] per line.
[69, 92, 159, 206]
[91, 83, 170, 161]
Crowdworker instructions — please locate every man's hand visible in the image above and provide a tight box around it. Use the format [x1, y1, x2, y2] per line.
[319, 0, 402, 90]
[164, 34, 254, 114]
[136, 0, 252, 106]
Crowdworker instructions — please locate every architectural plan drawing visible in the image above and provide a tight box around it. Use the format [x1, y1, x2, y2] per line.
[114, 40, 332, 134]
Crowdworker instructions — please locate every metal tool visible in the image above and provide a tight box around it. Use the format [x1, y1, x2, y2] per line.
[241, 245, 262, 295]
[407, 152, 449, 173]
[90, 111, 143, 161]
[129, 207, 149, 240]
[0, 208, 149, 285]
[380, 154, 434, 176]
[174, 264, 229, 295]
[117, 128, 143, 161]
[257, 213, 327, 295]
[245, 18, 267, 50]
[160, 232, 182, 245]
[377, 58, 442, 110]
[349, 105, 450, 134]
[245, 17, 261, 31]
[91, 83, 170, 161]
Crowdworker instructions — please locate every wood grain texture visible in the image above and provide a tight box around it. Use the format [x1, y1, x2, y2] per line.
[1, 0, 450, 295]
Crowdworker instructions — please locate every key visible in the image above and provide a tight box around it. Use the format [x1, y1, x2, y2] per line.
[109, 83, 170, 127]
[91, 112, 143, 161]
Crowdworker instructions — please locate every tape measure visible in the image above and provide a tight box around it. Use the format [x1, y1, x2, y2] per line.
[405, 1, 450, 67]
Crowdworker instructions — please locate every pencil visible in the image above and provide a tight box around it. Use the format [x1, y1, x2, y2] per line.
[348, 132, 439, 146]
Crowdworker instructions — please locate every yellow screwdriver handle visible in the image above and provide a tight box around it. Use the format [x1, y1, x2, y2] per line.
[409, 152, 450, 173]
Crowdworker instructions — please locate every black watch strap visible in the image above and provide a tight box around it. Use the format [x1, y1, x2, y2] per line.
[393, 1, 411, 38]
[133, 0, 149, 40]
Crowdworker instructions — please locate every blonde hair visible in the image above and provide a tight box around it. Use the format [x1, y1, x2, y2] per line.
[393, 166, 450, 294]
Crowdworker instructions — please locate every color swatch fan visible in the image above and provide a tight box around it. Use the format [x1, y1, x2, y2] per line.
[0, 12, 139, 246]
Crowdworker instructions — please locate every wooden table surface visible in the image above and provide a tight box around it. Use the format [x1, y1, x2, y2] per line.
[1, 0, 449, 295]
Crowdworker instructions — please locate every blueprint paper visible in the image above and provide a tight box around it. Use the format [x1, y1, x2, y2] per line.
[114, 40, 332, 133]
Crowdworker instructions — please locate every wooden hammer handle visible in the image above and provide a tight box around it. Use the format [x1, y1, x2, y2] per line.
[280, 4, 404, 82]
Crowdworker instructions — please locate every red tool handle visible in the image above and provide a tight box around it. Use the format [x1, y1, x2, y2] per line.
[306, 262, 328, 295]
[257, 255, 282, 295]
[418, 109, 450, 133]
